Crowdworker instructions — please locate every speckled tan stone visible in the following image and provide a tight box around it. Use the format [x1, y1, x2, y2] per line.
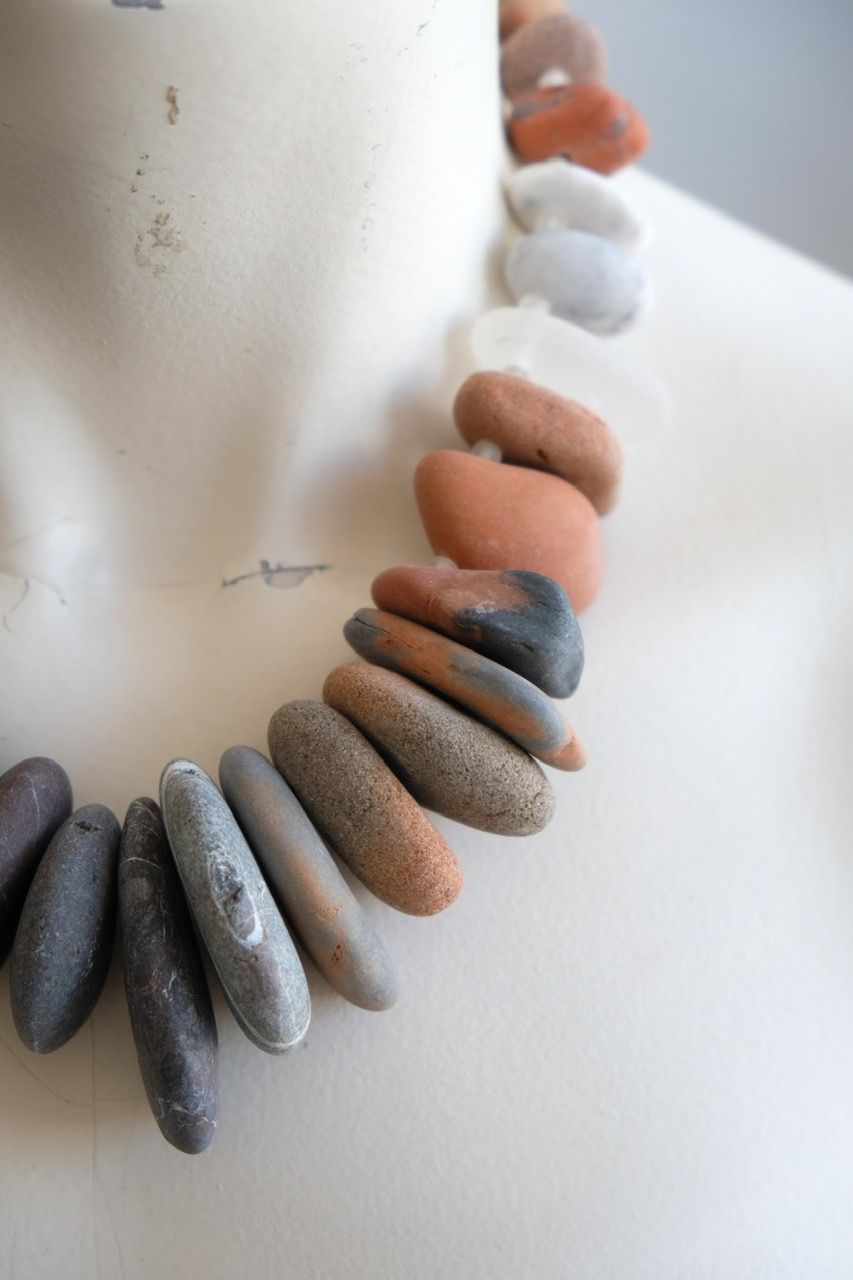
[501, 14, 605, 98]
[454, 371, 622, 515]
[500, 0, 567, 42]
[509, 83, 650, 174]
[323, 662, 555, 836]
[414, 449, 602, 614]
[268, 701, 463, 917]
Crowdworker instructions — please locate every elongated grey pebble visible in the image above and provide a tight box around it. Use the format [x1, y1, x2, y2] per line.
[220, 747, 398, 1012]
[505, 228, 653, 336]
[10, 804, 120, 1053]
[119, 798, 218, 1154]
[160, 759, 310, 1054]
[0, 756, 72, 966]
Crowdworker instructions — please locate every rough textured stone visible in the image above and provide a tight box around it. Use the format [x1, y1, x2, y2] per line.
[505, 229, 652, 336]
[220, 746, 398, 1011]
[10, 804, 120, 1053]
[324, 662, 555, 836]
[454, 370, 623, 515]
[160, 759, 310, 1054]
[505, 158, 651, 251]
[509, 83, 650, 174]
[0, 756, 72, 967]
[415, 449, 602, 614]
[268, 701, 463, 916]
[119, 797, 218, 1155]
[499, 0, 567, 42]
[501, 14, 605, 97]
[343, 609, 586, 772]
[371, 564, 584, 698]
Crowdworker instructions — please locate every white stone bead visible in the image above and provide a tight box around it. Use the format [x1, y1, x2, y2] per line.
[471, 306, 669, 439]
[470, 440, 503, 462]
[505, 229, 653, 337]
[505, 159, 652, 252]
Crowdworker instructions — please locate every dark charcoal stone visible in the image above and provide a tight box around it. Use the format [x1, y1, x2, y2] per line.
[10, 803, 120, 1052]
[0, 757, 72, 966]
[119, 798, 218, 1154]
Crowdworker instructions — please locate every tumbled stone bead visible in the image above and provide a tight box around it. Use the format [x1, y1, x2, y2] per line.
[454, 371, 622, 515]
[344, 609, 585, 772]
[509, 83, 650, 174]
[268, 701, 463, 917]
[505, 229, 652, 336]
[160, 759, 310, 1054]
[324, 662, 555, 836]
[119, 798, 218, 1155]
[501, 14, 605, 98]
[371, 565, 583, 698]
[0, 756, 72, 966]
[499, 0, 567, 42]
[506, 158, 651, 251]
[471, 307, 667, 439]
[11, 804, 120, 1053]
[415, 449, 602, 614]
[219, 746, 398, 1011]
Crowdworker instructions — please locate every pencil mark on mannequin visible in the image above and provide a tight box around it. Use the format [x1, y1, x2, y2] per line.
[2, 579, 29, 636]
[166, 86, 180, 125]
[221, 561, 332, 590]
[112, 0, 164, 8]
[134, 210, 185, 274]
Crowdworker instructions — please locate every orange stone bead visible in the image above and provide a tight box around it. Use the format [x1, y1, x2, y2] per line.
[499, 0, 567, 42]
[508, 83, 650, 175]
[414, 450, 602, 614]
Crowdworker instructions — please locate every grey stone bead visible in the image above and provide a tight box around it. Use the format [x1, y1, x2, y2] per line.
[505, 229, 653, 336]
[10, 804, 120, 1053]
[219, 747, 398, 1012]
[159, 759, 310, 1054]
[0, 756, 72, 966]
[119, 798, 218, 1154]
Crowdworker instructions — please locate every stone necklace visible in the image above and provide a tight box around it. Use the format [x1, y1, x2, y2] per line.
[0, 3, 651, 1153]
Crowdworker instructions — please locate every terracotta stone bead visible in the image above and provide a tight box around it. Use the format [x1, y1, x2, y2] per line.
[454, 371, 623, 515]
[508, 83, 650, 174]
[499, 0, 567, 42]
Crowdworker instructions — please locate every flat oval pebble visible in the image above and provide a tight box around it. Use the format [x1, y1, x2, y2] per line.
[324, 662, 555, 836]
[10, 804, 120, 1053]
[506, 158, 651, 251]
[160, 759, 310, 1054]
[499, 0, 567, 42]
[501, 14, 605, 97]
[344, 609, 585, 772]
[219, 746, 398, 1011]
[268, 701, 463, 917]
[119, 798, 218, 1155]
[415, 449, 602, 613]
[505, 229, 652, 336]
[0, 756, 72, 966]
[454, 370, 623, 515]
[509, 83, 650, 174]
[371, 564, 584, 698]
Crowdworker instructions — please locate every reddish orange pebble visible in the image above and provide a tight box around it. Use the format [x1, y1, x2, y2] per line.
[500, 0, 567, 41]
[508, 83, 650, 175]
[414, 450, 602, 614]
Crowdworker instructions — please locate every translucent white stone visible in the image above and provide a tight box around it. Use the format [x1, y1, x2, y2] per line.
[470, 440, 503, 462]
[505, 159, 652, 252]
[505, 229, 653, 337]
[471, 307, 669, 438]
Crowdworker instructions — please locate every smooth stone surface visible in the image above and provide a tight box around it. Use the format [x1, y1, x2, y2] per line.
[506, 158, 651, 251]
[119, 798, 219, 1155]
[505, 229, 653, 336]
[414, 449, 602, 614]
[0, 756, 72, 966]
[472, 306, 668, 440]
[160, 759, 310, 1054]
[499, 0, 567, 41]
[371, 564, 584, 698]
[509, 83, 650, 174]
[454, 370, 623, 515]
[10, 804, 120, 1053]
[268, 701, 463, 917]
[324, 662, 556, 835]
[219, 746, 398, 1011]
[344, 609, 585, 772]
[500, 14, 605, 98]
